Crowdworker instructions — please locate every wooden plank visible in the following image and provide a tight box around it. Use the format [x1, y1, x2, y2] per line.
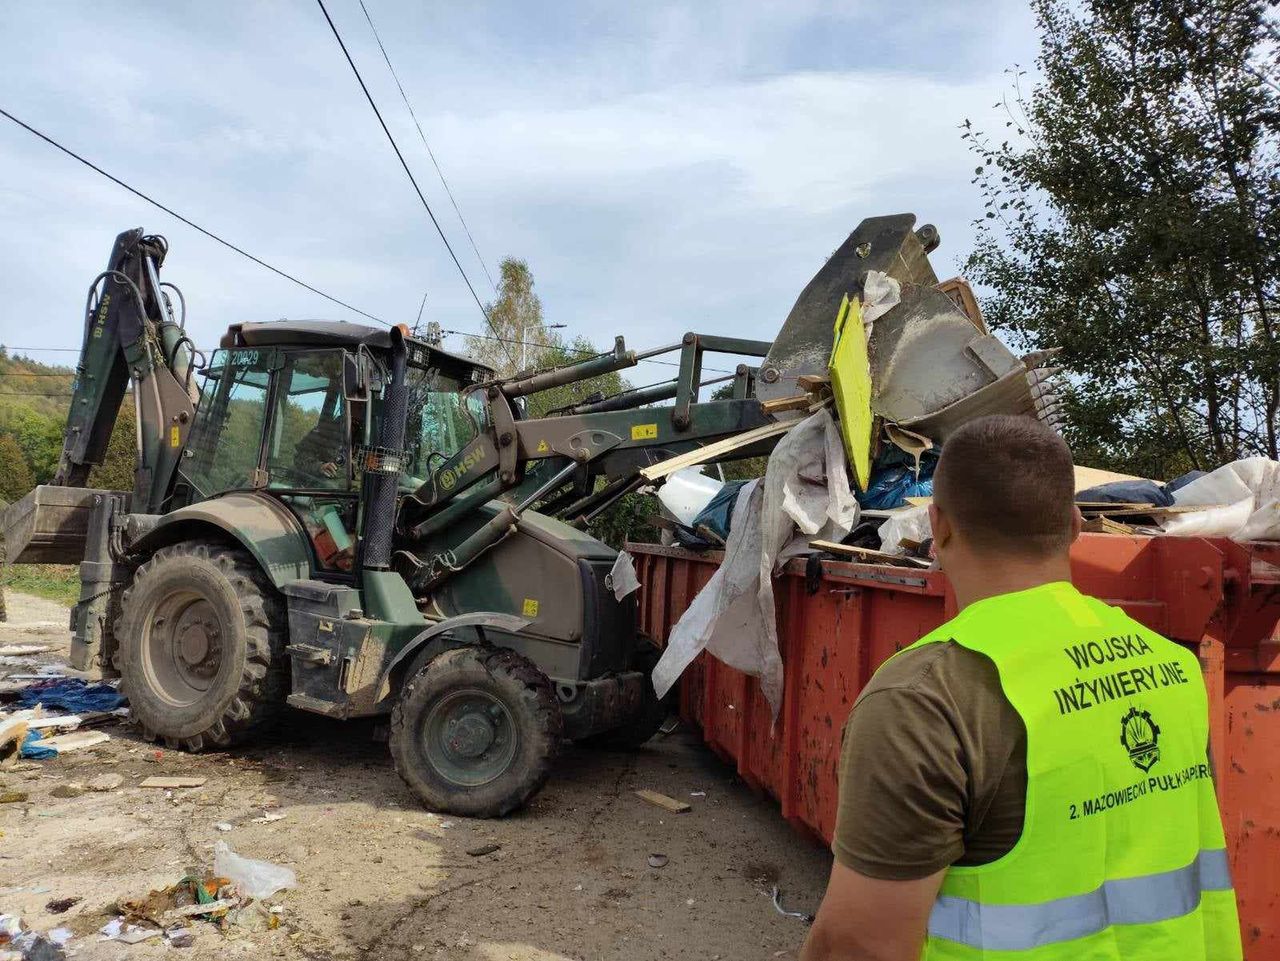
[759, 394, 811, 414]
[139, 776, 207, 789]
[1073, 464, 1147, 492]
[810, 540, 932, 568]
[797, 374, 831, 390]
[1080, 504, 1221, 518]
[1082, 516, 1138, 535]
[634, 789, 691, 813]
[639, 420, 795, 481]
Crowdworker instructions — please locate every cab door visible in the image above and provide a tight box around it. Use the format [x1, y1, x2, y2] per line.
[262, 350, 360, 577]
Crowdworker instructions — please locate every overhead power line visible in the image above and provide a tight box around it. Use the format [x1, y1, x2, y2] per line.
[314, 0, 515, 367]
[356, 0, 496, 292]
[0, 106, 389, 328]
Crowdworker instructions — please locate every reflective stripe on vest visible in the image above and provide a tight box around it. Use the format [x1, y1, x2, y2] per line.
[927, 848, 1232, 952]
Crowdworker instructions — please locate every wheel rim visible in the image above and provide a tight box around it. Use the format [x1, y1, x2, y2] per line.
[139, 588, 227, 707]
[421, 688, 519, 787]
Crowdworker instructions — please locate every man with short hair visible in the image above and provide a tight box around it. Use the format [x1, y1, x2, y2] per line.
[800, 415, 1240, 961]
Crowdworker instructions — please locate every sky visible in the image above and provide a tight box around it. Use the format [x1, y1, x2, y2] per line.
[0, 0, 1040, 384]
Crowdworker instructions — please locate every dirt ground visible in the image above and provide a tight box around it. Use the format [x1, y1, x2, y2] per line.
[0, 592, 831, 961]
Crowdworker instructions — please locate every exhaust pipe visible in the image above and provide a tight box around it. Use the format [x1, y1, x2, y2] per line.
[359, 326, 409, 571]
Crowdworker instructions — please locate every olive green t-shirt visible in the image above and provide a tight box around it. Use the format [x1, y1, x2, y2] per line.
[833, 640, 1027, 880]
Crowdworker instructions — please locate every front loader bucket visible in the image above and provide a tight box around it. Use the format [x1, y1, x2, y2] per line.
[755, 214, 939, 402]
[3, 485, 124, 565]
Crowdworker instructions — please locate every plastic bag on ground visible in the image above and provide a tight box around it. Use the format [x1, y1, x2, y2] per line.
[214, 841, 296, 899]
[652, 408, 858, 716]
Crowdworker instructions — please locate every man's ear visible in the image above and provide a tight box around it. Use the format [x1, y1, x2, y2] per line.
[1070, 505, 1084, 543]
[929, 502, 952, 550]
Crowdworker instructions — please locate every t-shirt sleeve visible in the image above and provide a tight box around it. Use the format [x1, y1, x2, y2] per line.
[832, 686, 969, 880]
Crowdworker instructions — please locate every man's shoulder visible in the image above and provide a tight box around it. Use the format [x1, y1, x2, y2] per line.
[859, 639, 1001, 704]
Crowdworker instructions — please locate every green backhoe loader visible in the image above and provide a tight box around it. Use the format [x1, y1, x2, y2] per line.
[5, 215, 960, 816]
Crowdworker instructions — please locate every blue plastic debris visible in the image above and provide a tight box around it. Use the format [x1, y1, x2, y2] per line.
[17, 679, 126, 714]
[19, 730, 56, 760]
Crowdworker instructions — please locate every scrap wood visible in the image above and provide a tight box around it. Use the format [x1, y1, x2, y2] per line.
[640, 419, 796, 481]
[1080, 504, 1221, 518]
[0, 717, 29, 767]
[33, 730, 108, 753]
[634, 789, 691, 813]
[760, 394, 812, 414]
[164, 898, 237, 920]
[0, 645, 50, 656]
[1073, 465, 1146, 492]
[810, 539, 932, 568]
[1082, 516, 1138, 535]
[797, 374, 831, 391]
[139, 776, 207, 789]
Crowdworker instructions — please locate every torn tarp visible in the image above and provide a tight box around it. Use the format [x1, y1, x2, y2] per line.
[651, 408, 858, 716]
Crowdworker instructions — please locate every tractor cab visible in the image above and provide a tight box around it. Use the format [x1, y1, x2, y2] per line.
[178, 321, 490, 576]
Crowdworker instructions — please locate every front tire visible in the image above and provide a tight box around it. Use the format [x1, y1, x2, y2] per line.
[115, 540, 287, 751]
[390, 647, 562, 818]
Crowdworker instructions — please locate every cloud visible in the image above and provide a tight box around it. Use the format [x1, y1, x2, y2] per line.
[0, 0, 1037, 377]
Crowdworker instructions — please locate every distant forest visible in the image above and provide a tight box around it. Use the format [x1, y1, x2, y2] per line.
[0, 348, 136, 503]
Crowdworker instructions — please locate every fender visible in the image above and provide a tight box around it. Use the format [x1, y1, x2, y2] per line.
[376, 612, 530, 702]
[130, 492, 313, 589]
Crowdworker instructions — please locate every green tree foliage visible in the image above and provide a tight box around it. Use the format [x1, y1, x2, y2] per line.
[465, 258, 548, 378]
[963, 0, 1280, 478]
[0, 434, 33, 502]
[522, 334, 630, 418]
[0, 350, 142, 496]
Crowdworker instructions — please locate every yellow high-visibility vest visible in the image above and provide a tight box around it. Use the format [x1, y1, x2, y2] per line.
[906, 581, 1241, 960]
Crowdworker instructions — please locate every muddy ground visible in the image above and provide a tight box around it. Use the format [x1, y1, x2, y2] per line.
[0, 592, 830, 960]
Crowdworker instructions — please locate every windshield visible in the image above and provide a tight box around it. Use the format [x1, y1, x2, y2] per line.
[400, 362, 488, 490]
[184, 348, 275, 497]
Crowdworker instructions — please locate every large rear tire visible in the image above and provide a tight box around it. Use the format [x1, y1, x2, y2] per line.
[115, 540, 287, 751]
[390, 646, 562, 818]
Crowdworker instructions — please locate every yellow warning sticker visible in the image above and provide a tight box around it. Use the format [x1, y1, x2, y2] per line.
[536, 439, 550, 453]
[522, 598, 540, 617]
[631, 423, 658, 441]
[169, 425, 181, 448]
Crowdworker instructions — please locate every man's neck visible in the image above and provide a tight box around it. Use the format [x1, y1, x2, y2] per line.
[947, 554, 1074, 612]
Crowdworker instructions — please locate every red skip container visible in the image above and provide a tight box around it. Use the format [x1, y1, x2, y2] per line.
[631, 534, 1280, 959]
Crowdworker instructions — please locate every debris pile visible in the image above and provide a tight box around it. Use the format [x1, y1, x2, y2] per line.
[96, 842, 296, 948]
[0, 679, 127, 767]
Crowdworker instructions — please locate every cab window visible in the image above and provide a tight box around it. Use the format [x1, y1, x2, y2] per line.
[185, 349, 273, 497]
[267, 351, 351, 491]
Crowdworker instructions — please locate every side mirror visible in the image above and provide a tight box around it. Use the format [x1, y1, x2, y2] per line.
[343, 353, 367, 400]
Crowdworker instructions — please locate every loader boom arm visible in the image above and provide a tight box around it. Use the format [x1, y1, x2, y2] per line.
[54, 229, 198, 514]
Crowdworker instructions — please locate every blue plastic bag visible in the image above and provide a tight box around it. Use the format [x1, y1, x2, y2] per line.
[19, 730, 56, 760]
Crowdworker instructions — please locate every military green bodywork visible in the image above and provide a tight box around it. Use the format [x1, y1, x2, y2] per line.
[6, 215, 954, 736]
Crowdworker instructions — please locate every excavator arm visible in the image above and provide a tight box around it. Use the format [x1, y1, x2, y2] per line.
[55, 228, 199, 514]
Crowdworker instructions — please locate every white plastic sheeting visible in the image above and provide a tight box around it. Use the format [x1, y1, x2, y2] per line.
[651, 408, 859, 716]
[878, 503, 932, 554]
[657, 468, 724, 527]
[1161, 457, 1280, 541]
[861, 269, 902, 327]
[609, 550, 641, 601]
